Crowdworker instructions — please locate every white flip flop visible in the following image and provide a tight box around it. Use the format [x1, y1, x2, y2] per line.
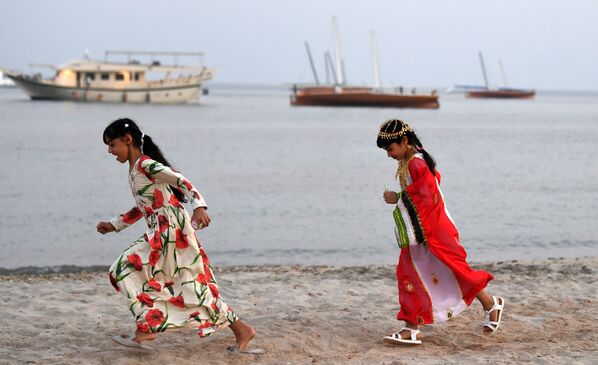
[383, 327, 422, 345]
[112, 334, 152, 349]
[484, 296, 505, 334]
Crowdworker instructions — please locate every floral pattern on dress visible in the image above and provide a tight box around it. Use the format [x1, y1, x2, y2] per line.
[108, 155, 237, 337]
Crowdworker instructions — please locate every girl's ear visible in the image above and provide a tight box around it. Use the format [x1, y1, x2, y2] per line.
[401, 136, 409, 145]
[122, 133, 133, 145]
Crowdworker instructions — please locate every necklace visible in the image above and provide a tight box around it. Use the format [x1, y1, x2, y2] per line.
[396, 160, 409, 190]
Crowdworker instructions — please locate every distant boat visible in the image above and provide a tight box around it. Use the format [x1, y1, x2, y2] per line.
[466, 88, 535, 99]
[0, 70, 15, 88]
[459, 52, 535, 99]
[291, 86, 439, 108]
[291, 18, 439, 109]
[1, 50, 217, 103]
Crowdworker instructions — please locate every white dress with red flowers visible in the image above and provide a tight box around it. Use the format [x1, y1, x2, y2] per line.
[108, 155, 237, 337]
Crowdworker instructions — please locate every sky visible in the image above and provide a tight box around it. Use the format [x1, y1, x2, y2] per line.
[1, 0, 596, 91]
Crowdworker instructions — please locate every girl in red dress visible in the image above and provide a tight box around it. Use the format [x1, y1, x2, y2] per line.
[377, 119, 505, 345]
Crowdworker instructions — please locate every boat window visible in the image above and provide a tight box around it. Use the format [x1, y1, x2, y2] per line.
[115, 73, 125, 81]
[85, 73, 95, 80]
[101, 73, 110, 80]
[133, 73, 141, 81]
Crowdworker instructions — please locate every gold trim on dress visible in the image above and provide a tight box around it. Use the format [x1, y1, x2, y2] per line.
[396, 154, 417, 187]
[403, 280, 415, 293]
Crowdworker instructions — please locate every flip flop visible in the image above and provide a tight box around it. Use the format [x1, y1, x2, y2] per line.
[483, 296, 505, 334]
[111, 334, 152, 349]
[383, 328, 422, 345]
[226, 344, 265, 355]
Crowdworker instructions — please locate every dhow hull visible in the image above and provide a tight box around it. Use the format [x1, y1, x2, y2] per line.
[291, 88, 439, 109]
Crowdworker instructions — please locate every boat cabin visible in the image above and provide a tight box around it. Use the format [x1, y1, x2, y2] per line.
[53, 61, 149, 88]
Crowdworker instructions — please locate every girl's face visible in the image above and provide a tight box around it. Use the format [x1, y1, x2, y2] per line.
[106, 134, 133, 163]
[384, 137, 410, 161]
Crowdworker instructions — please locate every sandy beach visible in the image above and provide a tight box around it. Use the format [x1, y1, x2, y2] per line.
[0, 257, 596, 365]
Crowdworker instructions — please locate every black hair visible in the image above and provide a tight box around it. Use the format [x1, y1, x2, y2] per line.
[103, 117, 187, 203]
[376, 119, 436, 174]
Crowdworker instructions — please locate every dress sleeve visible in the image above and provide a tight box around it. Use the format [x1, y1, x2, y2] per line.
[110, 206, 143, 232]
[140, 158, 207, 210]
[405, 157, 438, 206]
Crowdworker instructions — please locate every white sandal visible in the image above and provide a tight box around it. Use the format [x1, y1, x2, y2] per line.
[383, 327, 422, 345]
[483, 296, 505, 333]
[112, 334, 152, 349]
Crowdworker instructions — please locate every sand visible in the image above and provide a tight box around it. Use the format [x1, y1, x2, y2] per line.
[0, 257, 596, 365]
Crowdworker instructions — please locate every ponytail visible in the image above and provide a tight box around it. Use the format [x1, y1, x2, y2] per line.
[139, 134, 188, 203]
[103, 118, 187, 203]
[409, 134, 436, 174]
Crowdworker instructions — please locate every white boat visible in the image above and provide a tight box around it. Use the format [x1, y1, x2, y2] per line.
[0, 50, 217, 103]
[0, 70, 15, 87]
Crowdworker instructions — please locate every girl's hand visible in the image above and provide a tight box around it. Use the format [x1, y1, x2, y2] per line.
[97, 221, 116, 234]
[383, 191, 399, 205]
[191, 207, 210, 230]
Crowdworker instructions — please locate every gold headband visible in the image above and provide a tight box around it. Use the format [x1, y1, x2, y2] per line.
[378, 120, 412, 140]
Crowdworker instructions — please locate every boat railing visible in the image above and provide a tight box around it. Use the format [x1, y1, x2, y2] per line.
[105, 50, 205, 67]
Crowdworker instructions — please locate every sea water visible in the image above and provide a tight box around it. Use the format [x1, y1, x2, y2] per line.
[0, 86, 596, 270]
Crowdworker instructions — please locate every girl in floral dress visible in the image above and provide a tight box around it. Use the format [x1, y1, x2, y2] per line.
[96, 118, 259, 352]
[377, 119, 505, 345]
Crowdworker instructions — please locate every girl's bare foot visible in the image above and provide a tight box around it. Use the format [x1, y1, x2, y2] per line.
[133, 330, 157, 343]
[230, 320, 256, 351]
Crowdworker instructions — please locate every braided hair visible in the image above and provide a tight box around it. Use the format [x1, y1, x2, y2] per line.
[103, 117, 187, 203]
[376, 119, 436, 174]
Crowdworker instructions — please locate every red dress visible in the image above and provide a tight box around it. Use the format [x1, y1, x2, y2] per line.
[393, 153, 493, 325]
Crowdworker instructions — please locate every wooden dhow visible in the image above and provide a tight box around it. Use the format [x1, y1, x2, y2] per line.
[464, 52, 535, 99]
[466, 88, 535, 99]
[291, 19, 439, 109]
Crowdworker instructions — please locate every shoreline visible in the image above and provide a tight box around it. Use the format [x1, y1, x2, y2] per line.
[0, 255, 595, 276]
[1, 256, 596, 364]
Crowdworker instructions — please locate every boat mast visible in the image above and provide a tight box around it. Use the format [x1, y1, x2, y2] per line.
[325, 51, 339, 85]
[304, 42, 320, 85]
[371, 31, 381, 89]
[332, 17, 344, 86]
[498, 58, 508, 87]
[478, 51, 489, 89]
[324, 53, 330, 84]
